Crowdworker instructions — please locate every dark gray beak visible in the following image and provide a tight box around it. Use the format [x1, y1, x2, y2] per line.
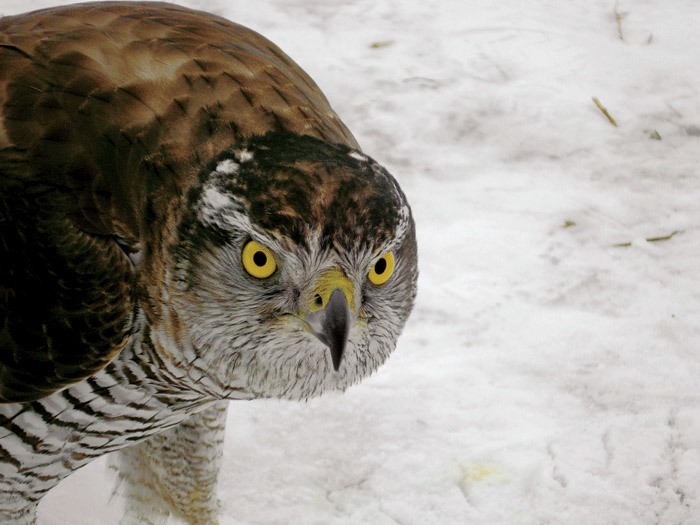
[304, 288, 352, 371]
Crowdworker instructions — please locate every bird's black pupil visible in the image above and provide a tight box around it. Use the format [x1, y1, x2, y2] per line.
[253, 251, 267, 267]
[375, 257, 387, 275]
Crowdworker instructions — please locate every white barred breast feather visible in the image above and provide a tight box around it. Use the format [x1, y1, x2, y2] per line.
[0, 2, 417, 524]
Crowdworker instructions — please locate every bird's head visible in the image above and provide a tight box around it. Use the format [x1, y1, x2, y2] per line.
[148, 131, 417, 400]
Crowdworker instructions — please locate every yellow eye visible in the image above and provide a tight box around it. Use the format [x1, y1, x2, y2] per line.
[241, 240, 277, 279]
[368, 252, 395, 286]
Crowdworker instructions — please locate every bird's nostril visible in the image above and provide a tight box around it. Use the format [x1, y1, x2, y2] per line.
[314, 294, 323, 307]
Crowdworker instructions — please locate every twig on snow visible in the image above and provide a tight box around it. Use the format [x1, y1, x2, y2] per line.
[370, 40, 394, 49]
[646, 230, 681, 243]
[614, 2, 627, 41]
[592, 97, 618, 127]
[613, 230, 682, 247]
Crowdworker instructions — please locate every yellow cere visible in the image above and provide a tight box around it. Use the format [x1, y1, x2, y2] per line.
[241, 240, 277, 279]
[368, 251, 395, 286]
[309, 267, 355, 313]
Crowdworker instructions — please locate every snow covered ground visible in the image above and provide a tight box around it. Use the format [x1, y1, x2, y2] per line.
[1, 0, 699, 523]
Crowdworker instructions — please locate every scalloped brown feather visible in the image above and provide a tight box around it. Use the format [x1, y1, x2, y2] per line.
[0, 1, 358, 402]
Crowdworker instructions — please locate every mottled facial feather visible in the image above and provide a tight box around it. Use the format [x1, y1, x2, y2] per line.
[180, 131, 409, 260]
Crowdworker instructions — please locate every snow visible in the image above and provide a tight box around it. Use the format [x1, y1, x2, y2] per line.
[1, 0, 698, 522]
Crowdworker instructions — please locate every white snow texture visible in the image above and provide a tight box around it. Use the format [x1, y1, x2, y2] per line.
[2, 0, 699, 523]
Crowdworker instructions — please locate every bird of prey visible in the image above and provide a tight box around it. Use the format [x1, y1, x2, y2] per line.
[0, 2, 418, 524]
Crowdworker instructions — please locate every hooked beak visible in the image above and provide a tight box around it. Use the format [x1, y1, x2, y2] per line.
[304, 288, 352, 371]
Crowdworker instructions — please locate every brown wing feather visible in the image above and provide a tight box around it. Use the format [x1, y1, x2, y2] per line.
[0, 171, 137, 402]
[0, 1, 358, 401]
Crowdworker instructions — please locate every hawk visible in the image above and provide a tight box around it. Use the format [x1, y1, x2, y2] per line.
[0, 2, 417, 524]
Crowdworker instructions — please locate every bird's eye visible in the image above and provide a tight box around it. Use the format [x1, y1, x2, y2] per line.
[368, 252, 395, 286]
[241, 240, 277, 279]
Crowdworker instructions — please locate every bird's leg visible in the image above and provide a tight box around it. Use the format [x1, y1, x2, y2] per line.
[111, 401, 229, 525]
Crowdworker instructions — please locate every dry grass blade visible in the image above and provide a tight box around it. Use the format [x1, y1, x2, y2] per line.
[614, 3, 627, 41]
[370, 40, 394, 49]
[613, 230, 682, 247]
[646, 230, 681, 243]
[592, 97, 618, 127]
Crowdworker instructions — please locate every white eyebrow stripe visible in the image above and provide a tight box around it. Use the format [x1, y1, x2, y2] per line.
[199, 184, 236, 224]
[234, 148, 254, 162]
[197, 178, 278, 248]
[215, 158, 240, 175]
